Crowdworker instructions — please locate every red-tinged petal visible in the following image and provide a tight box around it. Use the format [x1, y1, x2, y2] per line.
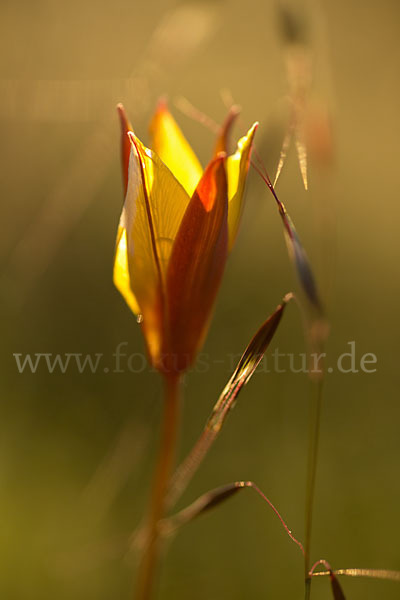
[165, 154, 228, 372]
[213, 105, 240, 156]
[149, 99, 203, 197]
[117, 103, 133, 195]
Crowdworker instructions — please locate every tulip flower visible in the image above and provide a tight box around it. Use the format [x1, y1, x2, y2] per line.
[114, 101, 257, 374]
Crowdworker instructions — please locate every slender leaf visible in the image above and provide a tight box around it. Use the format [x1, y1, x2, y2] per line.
[329, 571, 346, 600]
[167, 295, 292, 507]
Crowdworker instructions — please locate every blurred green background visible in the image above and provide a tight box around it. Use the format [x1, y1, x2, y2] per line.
[1, 0, 399, 598]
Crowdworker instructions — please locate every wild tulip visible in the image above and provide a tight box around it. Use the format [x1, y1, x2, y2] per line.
[114, 101, 257, 374]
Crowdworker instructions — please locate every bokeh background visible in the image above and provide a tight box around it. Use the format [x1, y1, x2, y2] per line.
[1, 0, 399, 598]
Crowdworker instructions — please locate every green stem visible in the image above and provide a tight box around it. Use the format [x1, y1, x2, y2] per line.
[304, 377, 324, 598]
[135, 373, 181, 600]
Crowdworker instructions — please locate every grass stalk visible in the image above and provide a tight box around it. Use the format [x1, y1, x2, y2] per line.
[304, 377, 324, 598]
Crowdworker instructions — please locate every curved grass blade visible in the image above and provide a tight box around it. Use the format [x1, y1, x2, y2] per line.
[162, 483, 242, 535]
[166, 294, 292, 508]
[208, 293, 292, 433]
[161, 480, 304, 556]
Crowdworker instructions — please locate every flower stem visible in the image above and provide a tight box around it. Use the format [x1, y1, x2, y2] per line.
[135, 373, 181, 600]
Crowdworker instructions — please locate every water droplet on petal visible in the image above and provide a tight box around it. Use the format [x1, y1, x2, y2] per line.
[137, 314, 144, 324]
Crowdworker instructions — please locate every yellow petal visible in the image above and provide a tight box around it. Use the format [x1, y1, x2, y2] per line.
[115, 131, 191, 365]
[226, 122, 258, 250]
[113, 225, 140, 315]
[149, 100, 203, 197]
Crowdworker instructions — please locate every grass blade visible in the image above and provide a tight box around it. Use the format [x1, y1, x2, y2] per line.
[251, 157, 323, 316]
[329, 572, 346, 600]
[166, 294, 292, 508]
[162, 480, 304, 556]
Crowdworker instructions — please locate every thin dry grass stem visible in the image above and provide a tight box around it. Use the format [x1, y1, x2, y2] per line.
[219, 87, 235, 109]
[250, 150, 330, 600]
[161, 481, 305, 556]
[309, 558, 333, 577]
[166, 296, 291, 509]
[276, 19, 335, 589]
[173, 96, 220, 135]
[312, 568, 400, 582]
[310, 566, 400, 599]
[174, 95, 241, 158]
[304, 378, 323, 575]
[302, 357, 325, 600]
[208, 46, 338, 600]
